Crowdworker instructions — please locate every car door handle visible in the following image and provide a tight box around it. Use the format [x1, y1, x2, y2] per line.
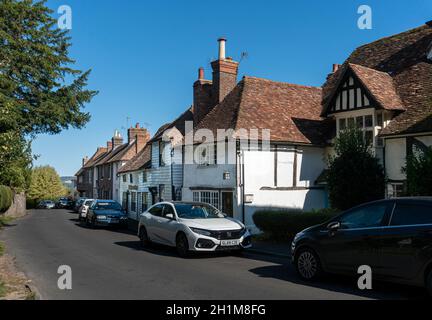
[398, 238, 412, 245]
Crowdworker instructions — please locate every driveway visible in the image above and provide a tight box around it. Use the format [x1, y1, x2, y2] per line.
[0, 209, 427, 300]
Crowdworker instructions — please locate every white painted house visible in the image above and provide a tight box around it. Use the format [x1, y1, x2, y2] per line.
[321, 21, 432, 197]
[182, 39, 330, 231]
[118, 108, 193, 224]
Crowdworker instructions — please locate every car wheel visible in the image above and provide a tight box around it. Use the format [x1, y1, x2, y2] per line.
[139, 227, 151, 248]
[295, 247, 322, 281]
[426, 269, 432, 296]
[176, 233, 189, 258]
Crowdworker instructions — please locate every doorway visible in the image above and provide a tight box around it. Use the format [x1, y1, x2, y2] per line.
[221, 191, 234, 217]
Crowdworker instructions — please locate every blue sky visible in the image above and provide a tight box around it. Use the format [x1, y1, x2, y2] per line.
[34, 0, 431, 176]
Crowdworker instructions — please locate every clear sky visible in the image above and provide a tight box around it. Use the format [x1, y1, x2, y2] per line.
[34, 0, 431, 176]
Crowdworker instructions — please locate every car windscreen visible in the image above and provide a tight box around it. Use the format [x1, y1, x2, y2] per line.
[174, 203, 223, 219]
[84, 200, 93, 206]
[94, 202, 122, 211]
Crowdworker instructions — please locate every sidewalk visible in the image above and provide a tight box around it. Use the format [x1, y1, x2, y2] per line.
[247, 240, 292, 258]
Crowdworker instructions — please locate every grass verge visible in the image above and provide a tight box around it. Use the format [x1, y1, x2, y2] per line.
[0, 281, 7, 298]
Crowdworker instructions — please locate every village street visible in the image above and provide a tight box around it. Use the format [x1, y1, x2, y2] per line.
[0, 209, 427, 300]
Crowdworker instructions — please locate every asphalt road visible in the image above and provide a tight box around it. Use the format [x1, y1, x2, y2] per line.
[0, 209, 428, 300]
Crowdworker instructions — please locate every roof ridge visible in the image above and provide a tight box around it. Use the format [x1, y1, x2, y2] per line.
[351, 24, 429, 52]
[243, 75, 322, 90]
[348, 63, 392, 76]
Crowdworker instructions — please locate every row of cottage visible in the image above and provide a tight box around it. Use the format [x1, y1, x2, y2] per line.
[76, 22, 432, 231]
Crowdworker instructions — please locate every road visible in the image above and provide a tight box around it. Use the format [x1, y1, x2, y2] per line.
[0, 209, 427, 300]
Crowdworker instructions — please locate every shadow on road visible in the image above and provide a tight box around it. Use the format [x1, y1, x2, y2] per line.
[249, 264, 428, 300]
[114, 240, 249, 260]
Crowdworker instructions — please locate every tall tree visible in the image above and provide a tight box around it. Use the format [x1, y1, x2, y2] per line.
[0, 0, 97, 135]
[27, 166, 67, 201]
[327, 128, 385, 210]
[0, 0, 97, 189]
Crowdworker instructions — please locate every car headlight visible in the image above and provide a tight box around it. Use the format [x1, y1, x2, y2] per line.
[190, 228, 212, 236]
[96, 215, 107, 220]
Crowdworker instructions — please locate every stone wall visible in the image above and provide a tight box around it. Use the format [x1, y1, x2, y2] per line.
[3, 192, 26, 218]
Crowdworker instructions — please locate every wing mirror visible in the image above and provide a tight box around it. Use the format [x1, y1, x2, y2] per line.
[327, 221, 341, 231]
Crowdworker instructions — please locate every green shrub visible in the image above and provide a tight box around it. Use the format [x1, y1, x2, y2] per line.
[252, 208, 340, 241]
[0, 185, 13, 213]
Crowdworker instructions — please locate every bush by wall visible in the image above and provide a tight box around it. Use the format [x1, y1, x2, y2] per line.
[252, 208, 340, 241]
[0, 185, 13, 213]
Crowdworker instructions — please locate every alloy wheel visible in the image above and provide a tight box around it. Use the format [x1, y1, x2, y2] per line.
[297, 250, 319, 280]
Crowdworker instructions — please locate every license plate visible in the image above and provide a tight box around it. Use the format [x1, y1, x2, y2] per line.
[109, 219, 119, 223]
[220, 239, 240, 246]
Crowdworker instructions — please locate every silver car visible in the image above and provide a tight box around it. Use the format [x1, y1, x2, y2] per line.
[137, 201, 252, 257]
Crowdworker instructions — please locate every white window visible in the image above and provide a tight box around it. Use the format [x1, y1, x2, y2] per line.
[338, 114, 375, 147]
[192, 191, 220, 209]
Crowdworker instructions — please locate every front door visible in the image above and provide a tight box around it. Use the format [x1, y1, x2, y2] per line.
[222, 192, 233, 217]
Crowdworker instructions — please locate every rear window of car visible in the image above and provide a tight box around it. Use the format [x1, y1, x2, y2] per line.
[94, 202, 122, 210]
[390, 203, 432, 226]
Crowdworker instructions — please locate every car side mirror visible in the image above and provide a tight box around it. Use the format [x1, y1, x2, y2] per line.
[327, 221, 341, 231]
[165, 213, 174, 220]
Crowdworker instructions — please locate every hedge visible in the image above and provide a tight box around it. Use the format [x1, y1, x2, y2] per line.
[0, 185, 13, 213]
[252, 208, 340, 241]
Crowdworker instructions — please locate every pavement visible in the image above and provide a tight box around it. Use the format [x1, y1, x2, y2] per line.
[0, 209, 428, 300]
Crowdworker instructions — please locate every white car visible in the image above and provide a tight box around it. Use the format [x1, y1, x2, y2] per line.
[137, 201, 252, 257]
[78, 199, 95, 221]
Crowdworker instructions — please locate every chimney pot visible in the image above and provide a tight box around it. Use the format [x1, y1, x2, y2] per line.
[198, 67, 204, 80]
[218, 37, 226, 60]
[332, 64, 340, 73]
[135, 123, 140, 129]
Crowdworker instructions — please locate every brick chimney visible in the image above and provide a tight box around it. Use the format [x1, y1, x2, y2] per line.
[128, 123, 150, 153]
[193, 67, 213, 125]
[211, 38, 239, 104]
[112, 130, 123, 149]
[107, 141, 113, 151]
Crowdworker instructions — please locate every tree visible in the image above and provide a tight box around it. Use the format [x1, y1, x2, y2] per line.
[327, 128, 385, 210]
[0, 0, 97, 190]
[0, 0, 97, 135]
[27, 166, 67, 201]
[403, 146, 432, 196]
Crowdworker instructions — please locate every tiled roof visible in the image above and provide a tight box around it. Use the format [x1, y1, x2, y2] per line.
[93, 143, 129, 166]
[323, 23, 432, 136]
[75, 147, 108, 176]
[195, 76, 329, 145]
[349, 64, 405, 111]
[118, 144, 151, 174]
[149, 107, 194, 143]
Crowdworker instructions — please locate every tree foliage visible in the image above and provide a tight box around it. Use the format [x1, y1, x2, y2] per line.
[0, 0, 97, 190]
[27, 166, 67, 201]
[403, 146, 432, 196]
[327, 128, 385, 210]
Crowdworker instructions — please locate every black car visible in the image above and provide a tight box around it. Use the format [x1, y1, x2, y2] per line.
[291, 197, 432, 294]
[56, 197, 74, 209]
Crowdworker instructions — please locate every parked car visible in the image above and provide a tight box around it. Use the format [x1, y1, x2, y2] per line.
[291, 197, 432, 294]
[86, 200, 127, 228]
[137, 201, 252, 257]
[37, 200, 56, 209]
[78, 199, 95, 221]
[74, 198, 87, 212]
[56, 197, 74, 209]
